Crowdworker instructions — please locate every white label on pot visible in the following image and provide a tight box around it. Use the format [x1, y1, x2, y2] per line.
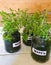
[13, 41, 20, 48]
[28, 36, 32, 40]
[32, 48, 47, 56]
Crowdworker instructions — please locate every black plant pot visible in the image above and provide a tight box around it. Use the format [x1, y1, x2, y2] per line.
[4, 31, 21, 53]
[31, 36, 50, 62]
[23, 35, 32, 46]
[23, 28, 33, 46]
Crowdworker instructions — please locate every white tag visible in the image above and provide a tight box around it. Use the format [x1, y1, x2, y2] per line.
[32, 48, 47, 56]
[13, 41, 20, 48]
[28, 36, 32, 40]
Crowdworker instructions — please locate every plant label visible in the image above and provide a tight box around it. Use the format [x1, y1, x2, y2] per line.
[32, 48, 47, 56]
[13, 41, 20, 48]
[28, 36, 32, 40]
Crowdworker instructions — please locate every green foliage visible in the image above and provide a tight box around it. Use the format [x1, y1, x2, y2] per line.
[22, 10, 51, 41]
[22, 13, 34, 42]
[31, 10, 51, 40]
[22, 28, 29, 42]
[0, 9, 51, 42]
[0, 9, 24, 41]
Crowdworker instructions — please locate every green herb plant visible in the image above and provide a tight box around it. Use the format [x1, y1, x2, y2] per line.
[31, 10, 51, 41]
[22, 11, 35, 42]
[22, 10, 51, 42]
[0, 9, 23, 42]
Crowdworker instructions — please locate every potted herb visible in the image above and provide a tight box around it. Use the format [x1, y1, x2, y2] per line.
[22, 28, 33, 46]
[13, 9, 32, 46]
[0, 9, 21, 53]
[31, 10, 51, 62]
[22, 11, 34, 46]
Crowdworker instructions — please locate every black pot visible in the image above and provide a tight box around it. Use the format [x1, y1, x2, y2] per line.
[23, 35, 32, 46]
[23, 28, 33, 46]
[31, 36, 50, 62]
[4, 31, 21, 53]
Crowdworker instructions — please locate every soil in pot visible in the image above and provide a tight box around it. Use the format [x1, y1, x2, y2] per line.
[31, 36, 50, 62]
[4, 31, 21, 53]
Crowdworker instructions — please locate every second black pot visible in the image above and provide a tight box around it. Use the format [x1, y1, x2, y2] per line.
[23, 35, 32, 46]
[31, 36, 50, 62]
